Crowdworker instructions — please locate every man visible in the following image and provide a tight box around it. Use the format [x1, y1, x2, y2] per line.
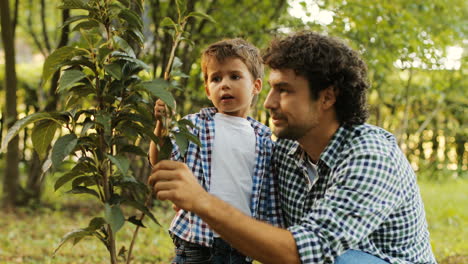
[149, 31, 436, 264]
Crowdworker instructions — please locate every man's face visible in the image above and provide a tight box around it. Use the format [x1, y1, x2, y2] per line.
[264, 69, 320, 140]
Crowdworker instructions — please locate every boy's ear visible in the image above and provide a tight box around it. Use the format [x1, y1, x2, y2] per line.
[205, 84, 211, 99]
[252, 78, 262, 95]
[320, 86, 336, 110]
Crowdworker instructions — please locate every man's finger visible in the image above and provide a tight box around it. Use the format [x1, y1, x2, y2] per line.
[153, 160, 186, 171]
[154, 181, 178, 193]
[172, 204, 181, 212]
[156, 190, 173, 201]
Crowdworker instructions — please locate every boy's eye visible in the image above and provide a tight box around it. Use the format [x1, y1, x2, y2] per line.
[231, 74, 241, 80]
[211, 76, 221, 82]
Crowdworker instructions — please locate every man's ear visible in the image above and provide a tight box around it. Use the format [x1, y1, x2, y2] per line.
[252, 78, 262, 95]
[321, 86, 336, 110]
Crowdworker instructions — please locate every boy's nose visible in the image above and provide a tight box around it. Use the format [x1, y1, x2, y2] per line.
[221, 80, 230, 90]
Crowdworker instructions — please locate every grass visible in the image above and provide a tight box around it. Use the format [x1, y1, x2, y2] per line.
[0, 178, 467, 263]
[419, 179, 468, 264]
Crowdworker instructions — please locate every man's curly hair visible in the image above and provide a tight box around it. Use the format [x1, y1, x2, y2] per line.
[263, 31, 369, 125]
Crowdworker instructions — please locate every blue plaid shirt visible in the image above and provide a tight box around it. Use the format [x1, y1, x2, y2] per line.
[169, 107, 283, 247]
[273, 124, 436, 264]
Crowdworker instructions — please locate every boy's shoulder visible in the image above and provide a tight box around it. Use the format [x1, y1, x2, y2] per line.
[246, 116, 271, 137]
[181, 107, 217, 123]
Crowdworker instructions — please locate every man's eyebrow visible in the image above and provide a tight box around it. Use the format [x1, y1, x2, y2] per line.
[269, 81, 290, 88]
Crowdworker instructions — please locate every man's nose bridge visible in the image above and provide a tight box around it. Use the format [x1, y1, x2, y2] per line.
[264, 89, 277, 108]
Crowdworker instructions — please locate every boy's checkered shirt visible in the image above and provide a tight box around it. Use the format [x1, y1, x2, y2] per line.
[274, 124, 436, 264]
[168, 107, 284, 247]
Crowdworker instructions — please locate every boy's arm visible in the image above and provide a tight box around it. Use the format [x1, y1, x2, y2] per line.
[149, 160, 301, 264]
[149, 99, 169, 166]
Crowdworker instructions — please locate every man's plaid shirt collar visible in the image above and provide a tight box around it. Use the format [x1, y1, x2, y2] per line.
[286, 125, 350, 170]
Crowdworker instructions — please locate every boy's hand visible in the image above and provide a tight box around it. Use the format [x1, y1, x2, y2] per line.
[148, 160, 210, 213]
[154, 99, 168, 121]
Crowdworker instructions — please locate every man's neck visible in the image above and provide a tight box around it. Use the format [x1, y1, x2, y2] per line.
[298, 121, 340, 163]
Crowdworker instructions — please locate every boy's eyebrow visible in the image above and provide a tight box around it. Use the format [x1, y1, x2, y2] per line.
[208, 70, 244, 76]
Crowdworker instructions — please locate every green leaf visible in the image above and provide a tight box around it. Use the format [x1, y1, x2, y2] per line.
[179, 130, 201, 147]
[31, 120, 60, 159]
[127, 216, 145, 228]
[62, 15, 89, 28]
[128, 28, 145, 46]
[88, 217, 106, 231]
[53, 228, 94, 256]
[104, 203, 125, 234]
[187, 11, 216, 24]
[122, 200, 160, 226]
[120, 145, 147, 156]
[107, 154, 130, 176]
[110, 53, 149, 70]
[52, 134, 78, 169]
[104, 63, 123, 80]
[43, 46, 87, 82]
[66, 186, 100, 198]
[72, 176, 96, 187]
[72, 20, 100, 32]
[57, 70, 87, 93]
[98, 47, 113, 62]
[113, 36, 136, 58]
[177, 119, 196, 129]
[54, 163, 91, 191]
[140, 81, 175, 109]
[158, 137, 173, 161]
[1, 113, 64, 153]
[174, 132, 189, 157]
[58, 0, 90, 10]
[160, 17, 176, 28]
[118, 9, 143, 30]
[176, 0, 187, 16]
[95, 112, 111, 135]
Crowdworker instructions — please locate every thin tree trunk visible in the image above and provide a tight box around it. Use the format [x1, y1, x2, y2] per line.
[40, 0, 51, 53]
[1, 0, 20, 211]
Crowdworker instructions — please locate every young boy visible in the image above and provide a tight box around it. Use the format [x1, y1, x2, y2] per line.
[149, 38, 283, 264]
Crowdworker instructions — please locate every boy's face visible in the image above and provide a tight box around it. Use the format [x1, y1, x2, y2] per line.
[205, 57, 261, 118]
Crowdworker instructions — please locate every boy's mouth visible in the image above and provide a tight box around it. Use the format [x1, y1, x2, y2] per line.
[221, 94, 235, 101]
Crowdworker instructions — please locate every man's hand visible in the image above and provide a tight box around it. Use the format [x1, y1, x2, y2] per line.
[148, 160, 210, 213]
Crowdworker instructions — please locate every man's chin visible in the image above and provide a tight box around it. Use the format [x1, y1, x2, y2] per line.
[273, 126, 306, 140]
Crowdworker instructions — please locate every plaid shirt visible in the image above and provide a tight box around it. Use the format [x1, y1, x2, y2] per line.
[169, 107, 283, 247]
[273, 124, 436, 264]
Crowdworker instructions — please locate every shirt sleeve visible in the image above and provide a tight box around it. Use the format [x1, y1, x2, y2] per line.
[257, 143, 285, 228]
[288, 152, 403, 263]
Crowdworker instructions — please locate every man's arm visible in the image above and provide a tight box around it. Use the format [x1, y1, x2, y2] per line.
[149, 160, 300, 264]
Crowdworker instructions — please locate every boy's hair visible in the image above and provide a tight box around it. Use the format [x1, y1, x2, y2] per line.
[262, 31, 369, 125]
[201, 38, 264, 83]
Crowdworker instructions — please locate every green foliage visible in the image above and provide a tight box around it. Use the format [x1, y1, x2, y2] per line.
[2, 0, 206, 262]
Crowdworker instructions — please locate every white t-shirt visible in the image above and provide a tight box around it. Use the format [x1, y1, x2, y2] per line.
[210, 113, 256, 220]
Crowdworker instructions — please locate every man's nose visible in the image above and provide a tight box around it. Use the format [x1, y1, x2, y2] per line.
[264, 89, 277, 109]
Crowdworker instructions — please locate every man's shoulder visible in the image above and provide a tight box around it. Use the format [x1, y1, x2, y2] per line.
[343, 124, 397, 154]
